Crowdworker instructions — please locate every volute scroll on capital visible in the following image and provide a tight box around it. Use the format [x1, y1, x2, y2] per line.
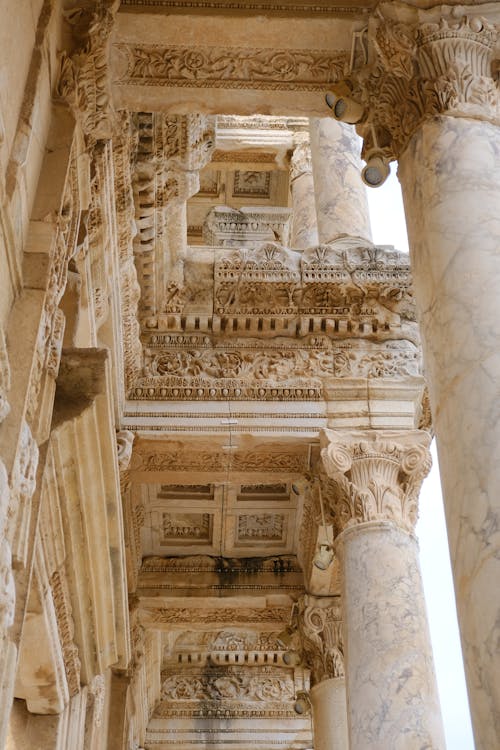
[321, 429, 432, 534]
[297, 595, 344, 685]
[330, 5, 500, 166]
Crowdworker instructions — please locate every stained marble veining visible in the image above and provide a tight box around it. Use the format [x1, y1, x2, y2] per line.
[309, 118, 372, 244]
[340, 521, 445, 750]
[399, 116, 500, 750]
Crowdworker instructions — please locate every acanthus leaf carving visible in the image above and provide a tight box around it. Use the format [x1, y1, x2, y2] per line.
[348, 11, 500, 162]
[298, 595, 344, 684]
[58, 2, 119, 143]
[321, 429, 432, 533]
[114, 43, 347, 91]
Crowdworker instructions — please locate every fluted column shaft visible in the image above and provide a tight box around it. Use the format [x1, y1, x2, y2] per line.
[322, 429, 445, 750]
[289, 136, 319, 250]
[309, 118, 372, 244]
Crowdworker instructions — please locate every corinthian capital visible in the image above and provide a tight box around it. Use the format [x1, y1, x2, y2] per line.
[58, 2, 119, 143]
[341, 4, 500, 161]
[298, 595, 344, 685]
[321, 429, 431, 533]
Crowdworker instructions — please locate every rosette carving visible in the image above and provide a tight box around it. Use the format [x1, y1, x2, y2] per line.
[321, 429, 431, 532]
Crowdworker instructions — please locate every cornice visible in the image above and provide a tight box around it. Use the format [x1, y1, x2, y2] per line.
[118, 0, 374, 17]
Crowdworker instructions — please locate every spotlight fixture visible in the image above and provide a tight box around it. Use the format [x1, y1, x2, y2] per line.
[313, 480, 334, 570]
[283, 650, 302, 667]
[361, 150, 390, 188]
[313, 542, 334, 571]
[325, 91, 364, 124]
[294, 691, 311, 715]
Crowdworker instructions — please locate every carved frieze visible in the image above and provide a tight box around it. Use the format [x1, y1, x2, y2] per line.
[49, 569, 81, 696]
[321, 429, 432, 533]
[142, 606, 291, 625]
[132, 442, 309, 474]
[237, 513, 285, 541]
[132, 336, 420, 401]
[113, 118, 144, 388]
[161, 512, 212, 542]
[8, 420, 39, 565]
[233, 171, 271, 198]
[160, 665, 295, 702]
[114, 43, 347, 90]
[140, 555, 299, 574]
[205, 211, 292, 248]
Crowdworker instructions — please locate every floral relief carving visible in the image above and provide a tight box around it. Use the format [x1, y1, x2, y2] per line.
[160, 666, 294, 702]
[132, 443, 309, 474]
[321, 430, 432, 533]
[114, 43, 347, 90]
[144, 606, 291, 625]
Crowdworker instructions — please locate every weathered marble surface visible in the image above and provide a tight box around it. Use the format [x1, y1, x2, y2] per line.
[309, 118, 371, 244]
[399, 116, 500, 750]
[310, 677, 348, 750]
[289, 139, 319, 250]
[340, 522, 444, 750]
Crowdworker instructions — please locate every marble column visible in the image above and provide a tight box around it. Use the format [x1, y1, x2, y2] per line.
[309, 118, 372, 244]
[398, 113, 500, 750]
[310, 678, 348, 750]
[289, 135, 319, 250]
[351, 10, 500, 748]
[321, 429, 445, 750]
[298, 595, 348, 749]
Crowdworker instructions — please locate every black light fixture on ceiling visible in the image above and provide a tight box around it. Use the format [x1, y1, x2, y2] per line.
[325, 90, 364, 124]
